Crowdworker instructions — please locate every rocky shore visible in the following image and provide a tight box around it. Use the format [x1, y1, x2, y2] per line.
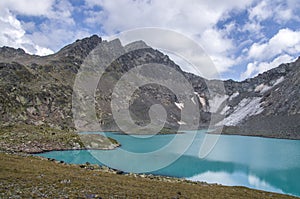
[209, 126, 300, 140]
[0, 124, 120, 153]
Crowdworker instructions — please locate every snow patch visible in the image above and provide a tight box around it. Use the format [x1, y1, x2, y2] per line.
[255, 84, 272, 94]
[175, 102, 184, 110]
[217, 97, 263, 126]
[191, 96, 196, 105]
[254, 77, 285, 94]
[208, 94, 228, 113]
[220, 105, 230, 115]
[260, 85, 272, 93]
[199, 97, 206, 107]
[194, 92, 208, 111]
[254, 84, 264, 92]
[229, 92, 239, 101]
[273, 76, 284, 86]
[177, 120, 186, 125]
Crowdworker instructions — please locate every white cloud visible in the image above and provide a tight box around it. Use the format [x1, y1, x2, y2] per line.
[274, 0, 300, 23]
[0, 8, 54, 55]
[0, 0, 75, 24]
[198, 28, 236, 75]
[241, 54, 296, 79]
[35, 46, 55, 56]
[200, 29, 234, 55]
[249, 1, 272, 21]
[47, 0, 75, 25]
[0, 0, 55, 16]
[26, 20, 90, 52]
[248, 28, 300, 61]
[85, 0, 256, 77]
[248, 0, 300, 24]
[0, 0, 57, 55]
[242, 21, 262, 35]
[84, 0, 300, 79]
[0, 0, 298, 80]
[85, 0, 254, 35]
[0, 0, 88, 55]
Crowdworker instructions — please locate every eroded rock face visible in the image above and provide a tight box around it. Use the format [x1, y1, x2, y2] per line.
[217, 58, 300, 139]
[0, 35, 299, 138]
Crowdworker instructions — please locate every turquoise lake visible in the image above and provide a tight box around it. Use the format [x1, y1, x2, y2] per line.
[36, 132, 300, 197]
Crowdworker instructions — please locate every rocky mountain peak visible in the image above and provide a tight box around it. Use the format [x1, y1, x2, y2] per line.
[0, 34, 299, 139]
[124, 40, 150, 52]
[0, 46, 26, 56]
[0, 46, 37, 64]
[0, 46, 30, 61]
[55, 35, 102, 60]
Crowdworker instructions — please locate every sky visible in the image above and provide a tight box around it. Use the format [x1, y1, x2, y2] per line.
[0, 0, 299, 80]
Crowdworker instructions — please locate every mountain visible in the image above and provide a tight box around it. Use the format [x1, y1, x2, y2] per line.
[219, 58, 300, 138]
[0, 35, 299, 139]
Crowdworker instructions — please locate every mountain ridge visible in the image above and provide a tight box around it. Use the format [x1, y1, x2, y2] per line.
[0, 35, 299, 139]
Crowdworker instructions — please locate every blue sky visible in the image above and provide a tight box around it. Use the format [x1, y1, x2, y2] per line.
[0, 0, 299, 80]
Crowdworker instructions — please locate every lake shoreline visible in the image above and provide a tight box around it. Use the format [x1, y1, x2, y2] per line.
[85, 129, 300, 140]
[0, 151, 297, 198]
[208, 125, 300, 140]
[1, 125, 299, 198]
[1, 123, 297, 155]
[0, 124, 121, 154]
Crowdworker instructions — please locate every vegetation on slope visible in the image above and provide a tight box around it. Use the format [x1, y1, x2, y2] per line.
[0, 124, 119, 153]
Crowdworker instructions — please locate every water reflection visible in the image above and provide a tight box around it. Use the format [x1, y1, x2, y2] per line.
[37, 132, 300, 197]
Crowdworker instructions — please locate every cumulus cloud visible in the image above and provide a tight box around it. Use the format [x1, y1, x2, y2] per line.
[248, 28, 300, 61]
[238, 0, 300, 80]
[91, 0, 298, 79]
[242, 21, 263, 36]
[241, 28, 300, 79]
[0, 0, 90, 55]
[248, 0, 300, 24]
[85, 0, 254, 41]
[0, 0, 299, 80]
[0, 0, 55, 16]
[0, 0, 59, 55]
[0, 8, 54, 55]
[249, 1, 272, 21]
[84, 0, 256, 77]
[85, 0, 219, 34]
[198, 28, 235, 74]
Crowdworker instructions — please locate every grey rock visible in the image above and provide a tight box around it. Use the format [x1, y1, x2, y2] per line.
[0, 35, 299, 139]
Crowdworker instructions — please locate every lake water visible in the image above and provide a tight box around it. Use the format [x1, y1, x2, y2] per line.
[36, 131, 300, 197]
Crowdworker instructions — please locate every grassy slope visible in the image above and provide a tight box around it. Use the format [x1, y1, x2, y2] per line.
[0, 152, 297, 199]
[0, 124, 81, 153]
[0, 124, 119, 153]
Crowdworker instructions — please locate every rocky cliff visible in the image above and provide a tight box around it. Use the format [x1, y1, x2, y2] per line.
[0, 35, 299, 139]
